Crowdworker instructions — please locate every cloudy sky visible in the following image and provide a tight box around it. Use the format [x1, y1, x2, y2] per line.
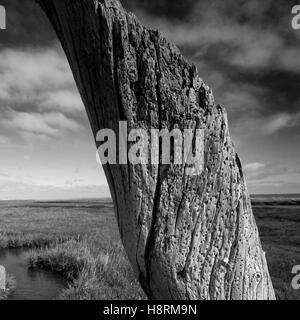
[0, 0, 299, 200]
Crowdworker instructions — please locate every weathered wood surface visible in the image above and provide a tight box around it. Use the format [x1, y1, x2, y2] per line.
[37, 0, 275, 300]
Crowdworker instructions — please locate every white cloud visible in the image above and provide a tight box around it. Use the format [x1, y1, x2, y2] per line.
[0, 178, 111, 201]
[136, 3, 300, 73]
[0, 46, 87, 144]
[39, 90, 84, 113]
[262, 113, 293, 135]
[0, 108, 81, 139]
[232, 110, 300, 139]
[261, 111, 300, 135]
[244, 163, 289, 181]
[244, 162, 266, 172]
[221, 86, 264, 116]
[0, 135, 10, 144]
[0, 47, 74, 102]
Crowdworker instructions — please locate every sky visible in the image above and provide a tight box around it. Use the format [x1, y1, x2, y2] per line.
[0, 0, 299, 200]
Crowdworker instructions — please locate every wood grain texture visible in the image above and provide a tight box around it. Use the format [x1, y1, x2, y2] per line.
[37, 0, 275, 300]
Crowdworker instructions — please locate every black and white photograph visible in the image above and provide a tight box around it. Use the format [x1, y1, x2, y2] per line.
[0, 0, 300, 309]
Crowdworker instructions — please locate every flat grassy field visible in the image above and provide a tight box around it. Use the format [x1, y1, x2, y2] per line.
[0, 196, 299, 300]
[0, 199, 145, 300]
[252, 195, 300, 300]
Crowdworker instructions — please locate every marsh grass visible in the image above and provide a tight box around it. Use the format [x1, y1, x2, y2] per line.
[0, 230, 72, 250]
[28, 239, 145, 300]
[0, 200, 147, 300]
[28, 239, 95, 279]
[0, 198, 299, 300]
[253, 202, 300, 300]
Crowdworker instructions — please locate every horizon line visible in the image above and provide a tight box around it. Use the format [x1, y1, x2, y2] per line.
[1, 193, 300, 202]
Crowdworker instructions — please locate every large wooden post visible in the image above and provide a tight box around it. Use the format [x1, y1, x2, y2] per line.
[37, 0, 275, 300]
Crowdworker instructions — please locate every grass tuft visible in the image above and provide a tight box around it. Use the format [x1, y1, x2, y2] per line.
[28, 239, 146, 300]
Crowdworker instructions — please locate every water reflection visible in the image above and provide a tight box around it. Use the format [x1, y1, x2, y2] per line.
[0, 249, 67, 300]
